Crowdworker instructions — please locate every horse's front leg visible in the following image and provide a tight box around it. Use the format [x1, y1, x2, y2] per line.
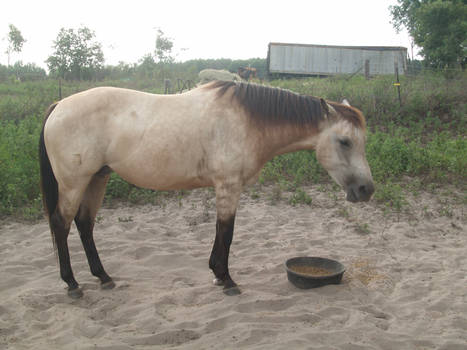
[209, 181, 242, 296]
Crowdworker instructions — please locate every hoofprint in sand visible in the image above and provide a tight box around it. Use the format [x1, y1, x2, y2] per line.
[1, 185, 466, 350]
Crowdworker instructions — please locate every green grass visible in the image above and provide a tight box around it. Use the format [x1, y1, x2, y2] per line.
[289, 188, 313, 206]
[0, 115, 43, 218]
[269, 72, 467, 138]
[0, 71, 465, 218]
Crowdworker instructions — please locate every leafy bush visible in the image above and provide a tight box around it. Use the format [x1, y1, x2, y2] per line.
[0, 115, 42, 217]
[366, 132, 412, 181]
[366, 130, 467, 183]
[260, 151, 326, 185]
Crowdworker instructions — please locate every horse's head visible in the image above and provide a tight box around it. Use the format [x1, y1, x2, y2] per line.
[315, 99, 374, 202]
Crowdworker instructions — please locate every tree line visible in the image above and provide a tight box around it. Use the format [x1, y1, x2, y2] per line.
[1, 25, 267, 83]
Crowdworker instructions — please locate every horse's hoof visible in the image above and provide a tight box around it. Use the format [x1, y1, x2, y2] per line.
[68, 287, 83, 299]
[101, 280, 116, 290]
[213, 278, 224, 286]
[223, 286, 241, 296]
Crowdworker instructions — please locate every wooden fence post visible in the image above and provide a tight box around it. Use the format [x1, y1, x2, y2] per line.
[365, 59, 370, 80]
[164, 79, 171, 94]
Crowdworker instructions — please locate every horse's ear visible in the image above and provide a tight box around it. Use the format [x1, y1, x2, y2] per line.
[320, 98, 329, 114]
[342, 99, 351, 106]
[320, 98, 336, 118]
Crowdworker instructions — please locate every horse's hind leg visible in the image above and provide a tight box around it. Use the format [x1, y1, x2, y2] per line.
[209, 180, 242, 296]
[74, 168, 114, 290]
[51, 210, 82, 298]
[51, 180, 90, 299]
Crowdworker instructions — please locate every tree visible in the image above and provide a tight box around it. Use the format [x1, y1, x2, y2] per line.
[5, 24, 26, 66]
[154, 29, 174, 64]
[46, 26, 104, 80]
[137, 54, 157, 79]
[390, 0, 467, 69]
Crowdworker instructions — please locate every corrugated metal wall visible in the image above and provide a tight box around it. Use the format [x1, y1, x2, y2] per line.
[268, 43, 407, 75]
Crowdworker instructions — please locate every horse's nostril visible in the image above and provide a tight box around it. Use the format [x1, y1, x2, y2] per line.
[359, 183, 375, 198]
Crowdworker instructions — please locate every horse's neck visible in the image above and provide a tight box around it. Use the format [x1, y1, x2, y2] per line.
[259, 124, 320, 159]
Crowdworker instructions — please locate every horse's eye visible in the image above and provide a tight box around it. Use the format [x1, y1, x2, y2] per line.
[339, 138, 351, 148]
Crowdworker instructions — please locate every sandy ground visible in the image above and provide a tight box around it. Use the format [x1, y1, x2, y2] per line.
[1, 184, 466, 350]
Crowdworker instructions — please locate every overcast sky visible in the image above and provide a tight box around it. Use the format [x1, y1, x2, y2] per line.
[0, 0, 415, 68]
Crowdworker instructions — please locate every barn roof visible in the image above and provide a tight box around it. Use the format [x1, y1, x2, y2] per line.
[268, 42, 407, 52]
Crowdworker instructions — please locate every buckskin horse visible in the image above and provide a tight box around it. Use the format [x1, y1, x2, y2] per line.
[237, 67, 257, 81]
[39, 81, 374, 298]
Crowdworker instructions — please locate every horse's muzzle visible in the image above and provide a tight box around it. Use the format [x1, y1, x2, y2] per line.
[346, 181, 375, 202]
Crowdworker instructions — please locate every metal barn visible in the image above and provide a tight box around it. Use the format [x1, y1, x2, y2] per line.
[267, 43, 408, 76]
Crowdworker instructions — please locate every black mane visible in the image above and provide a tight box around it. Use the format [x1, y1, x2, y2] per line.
[208, 80, 366, 130]
[209, 81, 324, 128]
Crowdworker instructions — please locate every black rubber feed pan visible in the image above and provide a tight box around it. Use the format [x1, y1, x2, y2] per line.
[285, 257, 345, 289]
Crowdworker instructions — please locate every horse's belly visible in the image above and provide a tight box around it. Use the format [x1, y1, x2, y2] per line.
[111, 161, 212, 191]
[133, 174, 211, 191]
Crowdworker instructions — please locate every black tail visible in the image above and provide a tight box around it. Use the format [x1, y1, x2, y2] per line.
[39, 103, 59, 226]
